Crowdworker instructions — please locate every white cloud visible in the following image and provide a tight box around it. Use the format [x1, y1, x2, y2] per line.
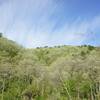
[54, 15, 100, 45]
[0, 0, 100, 48]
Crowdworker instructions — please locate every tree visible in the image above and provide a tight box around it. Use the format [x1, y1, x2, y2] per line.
[0, 33, 3, 37]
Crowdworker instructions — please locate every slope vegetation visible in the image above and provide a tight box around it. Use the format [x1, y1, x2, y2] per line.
[0, 36, 100, 100]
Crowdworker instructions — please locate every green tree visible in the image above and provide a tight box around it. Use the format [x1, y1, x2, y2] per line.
[0, 33, 2, 37]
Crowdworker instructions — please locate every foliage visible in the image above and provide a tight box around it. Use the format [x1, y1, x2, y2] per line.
[0, 33, 2, 37]
[0, 36, 100, 100]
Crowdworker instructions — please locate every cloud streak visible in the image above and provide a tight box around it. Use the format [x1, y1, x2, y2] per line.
[0, 0, 100, 47]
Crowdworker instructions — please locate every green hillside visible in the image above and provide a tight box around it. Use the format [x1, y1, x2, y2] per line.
[0, 36, 100, 100]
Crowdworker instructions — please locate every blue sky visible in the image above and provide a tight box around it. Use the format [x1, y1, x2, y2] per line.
[0, 0, 100, 47]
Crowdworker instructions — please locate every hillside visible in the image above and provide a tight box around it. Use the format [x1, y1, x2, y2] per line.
[0, 36, 100, 100]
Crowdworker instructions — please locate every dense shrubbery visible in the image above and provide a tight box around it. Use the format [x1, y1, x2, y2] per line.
[0, 36, 100, 100]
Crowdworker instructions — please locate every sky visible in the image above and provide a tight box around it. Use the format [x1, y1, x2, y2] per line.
[0, 0, 100, 48]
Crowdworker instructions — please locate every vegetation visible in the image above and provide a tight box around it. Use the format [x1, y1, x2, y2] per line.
[0, 35, 100, 100]
[0, 33, 2, 37]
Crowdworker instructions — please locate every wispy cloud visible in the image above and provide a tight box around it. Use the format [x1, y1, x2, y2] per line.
[0, 0, 100, 47]
[42, 15, 100, 47]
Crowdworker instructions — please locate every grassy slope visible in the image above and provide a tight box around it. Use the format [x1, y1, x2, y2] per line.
[0, 36, 100, 100]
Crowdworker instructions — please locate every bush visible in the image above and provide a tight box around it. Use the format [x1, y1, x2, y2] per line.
[87, 45, 94, 51]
